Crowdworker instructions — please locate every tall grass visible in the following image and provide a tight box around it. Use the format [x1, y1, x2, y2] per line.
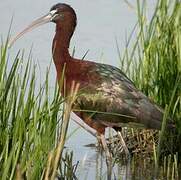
[117, 0, 181, 178]
[121, 0, 181, 151]
[0, 40, 76, 179]
[118, 0, 181, 178]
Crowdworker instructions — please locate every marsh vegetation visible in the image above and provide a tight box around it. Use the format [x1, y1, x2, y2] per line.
[0, 0, 181, 179]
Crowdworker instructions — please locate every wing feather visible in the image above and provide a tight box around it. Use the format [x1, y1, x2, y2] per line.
[73, 63, 172, 130]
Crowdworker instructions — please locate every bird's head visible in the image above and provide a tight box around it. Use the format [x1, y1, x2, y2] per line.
[50, 3, 76, 25]
[9, 3, 77, 47]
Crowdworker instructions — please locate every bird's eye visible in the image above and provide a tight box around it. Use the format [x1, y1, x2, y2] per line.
[59, 14, 64, 18]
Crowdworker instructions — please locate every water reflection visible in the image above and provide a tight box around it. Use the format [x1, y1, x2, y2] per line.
[77, 150, 130, 179]
[70, 143, 159, 180]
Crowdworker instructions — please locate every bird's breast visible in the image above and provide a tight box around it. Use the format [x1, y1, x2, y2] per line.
[56, 59, 102, 96]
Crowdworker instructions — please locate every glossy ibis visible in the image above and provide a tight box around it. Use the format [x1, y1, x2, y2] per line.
[10, 3, 174, 168]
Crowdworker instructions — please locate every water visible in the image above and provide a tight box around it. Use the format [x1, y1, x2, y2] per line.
[0, 1, 156, 179]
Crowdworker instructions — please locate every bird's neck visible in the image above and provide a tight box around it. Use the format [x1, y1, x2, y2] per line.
[52, 26, 73, 77]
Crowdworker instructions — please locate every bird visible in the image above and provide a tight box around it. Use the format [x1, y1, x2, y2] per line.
[10, 3, 174, 163]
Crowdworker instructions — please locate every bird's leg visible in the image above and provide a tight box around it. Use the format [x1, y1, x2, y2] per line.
[96, 134, 103, 148]
[117, 131, 130, 157]
[71, 112, 97, 137]
[99, 134, 112, 161]
[99, 134, 112, 180]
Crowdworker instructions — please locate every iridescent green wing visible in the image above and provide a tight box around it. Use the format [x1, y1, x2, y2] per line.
[75, 63, 164, 129]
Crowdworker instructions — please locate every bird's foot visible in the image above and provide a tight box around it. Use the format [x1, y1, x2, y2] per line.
[99, 134, 112, 180]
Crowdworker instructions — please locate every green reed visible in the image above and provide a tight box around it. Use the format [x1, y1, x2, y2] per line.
[120, 0, 181, 178]
[121, 0, 181, 150]
[0, 39, 76, 179]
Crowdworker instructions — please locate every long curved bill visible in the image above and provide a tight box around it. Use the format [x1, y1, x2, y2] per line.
[9, 10, 57, 48]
